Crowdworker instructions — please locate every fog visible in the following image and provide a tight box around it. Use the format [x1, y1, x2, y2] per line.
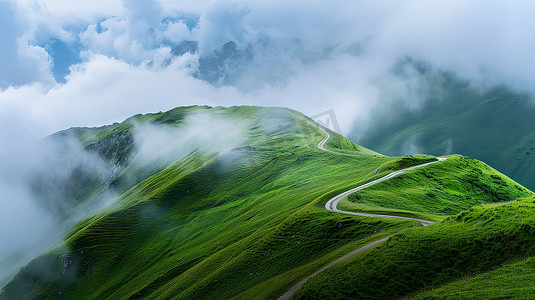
[132, 110, 247, 168]
[0, 108, 249, 285]
[0, 132, 119, 285]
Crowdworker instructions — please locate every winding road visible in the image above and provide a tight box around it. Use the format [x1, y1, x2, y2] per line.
[325, 157, 447, 227]
[316, 127, 338, 153]
[316, 126, 367, 156]
[279, 120, 447, 299]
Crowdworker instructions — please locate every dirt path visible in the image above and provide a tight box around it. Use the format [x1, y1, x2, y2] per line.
[278, 238, 389, 300]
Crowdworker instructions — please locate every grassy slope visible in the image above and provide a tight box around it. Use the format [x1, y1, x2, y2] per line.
[2, 105, 532, 300]
[414, 256, 535, 299]
[294, 197, 535, 299]
[376, 154, 436, 173]
[323, 129, 383, 157]
[338, 155, 532, 221]
[1, 105, 416, 300]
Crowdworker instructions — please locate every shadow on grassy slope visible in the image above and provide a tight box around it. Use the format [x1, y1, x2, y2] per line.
[413, 255, 535, 299]
[294, 196, 535, 299]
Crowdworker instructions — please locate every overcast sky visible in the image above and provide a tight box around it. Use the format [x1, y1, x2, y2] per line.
[1, 0, 535, 139]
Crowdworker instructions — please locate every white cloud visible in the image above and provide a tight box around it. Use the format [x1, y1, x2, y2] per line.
[133, 111, 246, 166]
[34, 0, 124, 22]
[0, 51, 379, 139]
[162, 20, 191, 43]
[78, 0, 193, 63]
[0, 1, 54, 86]
[79, 17, 146, 62]
[3, 0, 535, 138]
[0, 54, 224, 135]
[158, 0, 211, 15]
[196, 0, 254, 53]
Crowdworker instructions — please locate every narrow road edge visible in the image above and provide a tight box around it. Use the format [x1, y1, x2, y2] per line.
[278, 237, 389, 300]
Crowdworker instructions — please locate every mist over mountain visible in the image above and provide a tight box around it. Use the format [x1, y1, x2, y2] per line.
[350, 62, 535, 190]
[3, 1, 535, 298]
[0, 106, 252, 286]
[2, 106, 533, 299]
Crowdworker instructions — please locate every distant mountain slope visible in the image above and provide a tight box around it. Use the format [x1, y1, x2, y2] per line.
[1, 106, 531, 299]
[352, 68, 535, 191]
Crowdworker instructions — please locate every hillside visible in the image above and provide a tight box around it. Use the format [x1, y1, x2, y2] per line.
[1, 105, 532, 299]
[293, 197, 535, 299]
[338, 155, 530, 221]
[414, 255, 535, 299]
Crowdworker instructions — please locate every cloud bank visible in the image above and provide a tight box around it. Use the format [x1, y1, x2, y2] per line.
[2, 0, 535, 137]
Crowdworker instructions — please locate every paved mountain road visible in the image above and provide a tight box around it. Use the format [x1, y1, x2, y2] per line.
[325, 157, 447, 227]
[279, 119, 447, 299]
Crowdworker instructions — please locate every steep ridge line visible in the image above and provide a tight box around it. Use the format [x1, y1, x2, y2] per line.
[279, 118, 447, 299]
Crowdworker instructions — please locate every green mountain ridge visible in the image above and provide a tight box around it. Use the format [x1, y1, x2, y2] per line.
[1, 105, 534, 299]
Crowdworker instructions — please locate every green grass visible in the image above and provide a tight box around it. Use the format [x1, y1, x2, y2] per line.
[146, 210, 414, 300]
[322, 127, 383, 157]
[293, 196, 535, 299]
[376, 154, 437, 173]
[413, 256, 535, 299]
[232, 226, 401, 300]
[2, 105, 531, 300]
[1, 105, 403, 299]
[338, 155, 532, 220]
